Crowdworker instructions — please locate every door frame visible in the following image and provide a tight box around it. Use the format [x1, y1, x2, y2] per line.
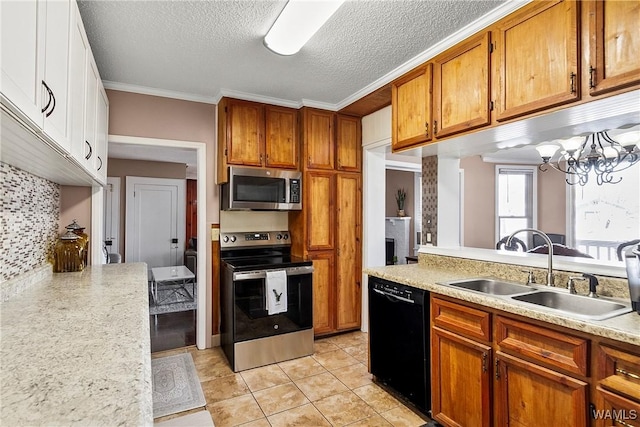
[92, 135, 208, 349]
[104, 177, 121, 255]
[125, 176, 186, 266]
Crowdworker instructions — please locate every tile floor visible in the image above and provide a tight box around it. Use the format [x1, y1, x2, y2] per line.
[152, 331, 431, 427]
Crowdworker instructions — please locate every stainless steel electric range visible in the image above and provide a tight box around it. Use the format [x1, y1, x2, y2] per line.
[220, 230, 314, 372]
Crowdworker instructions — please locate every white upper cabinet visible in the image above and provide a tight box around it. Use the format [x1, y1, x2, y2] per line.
[0, 0, 108, 187]
[1, 0, 46, 127]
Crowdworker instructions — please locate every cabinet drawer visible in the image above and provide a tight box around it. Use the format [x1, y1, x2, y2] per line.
[495, 316, 588, 376]
[431, 297, 490, 342]
[595, 387, 640, 427]
[598, 345, 640, 402]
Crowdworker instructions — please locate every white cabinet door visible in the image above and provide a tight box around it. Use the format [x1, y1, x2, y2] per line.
[95, 83, 109, 184]
[0, 0, 45, 126]
[41, 0, 71, 152]
[83, 57, 99, 173]
[68, 1, 89, 165]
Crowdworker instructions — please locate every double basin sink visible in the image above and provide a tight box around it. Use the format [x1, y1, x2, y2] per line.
[438, 278, 632, 321]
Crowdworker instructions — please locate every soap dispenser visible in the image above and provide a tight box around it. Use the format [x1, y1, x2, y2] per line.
[624, 245, 640, 314]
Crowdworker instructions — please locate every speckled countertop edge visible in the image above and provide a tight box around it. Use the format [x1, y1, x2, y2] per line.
[365, 264, 640, 347]
[0, 263, 153, 426]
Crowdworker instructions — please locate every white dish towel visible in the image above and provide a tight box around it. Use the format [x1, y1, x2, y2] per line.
[265, 270, 288, 315]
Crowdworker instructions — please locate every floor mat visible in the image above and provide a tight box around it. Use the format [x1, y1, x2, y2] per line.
[151, 353, 206, 418]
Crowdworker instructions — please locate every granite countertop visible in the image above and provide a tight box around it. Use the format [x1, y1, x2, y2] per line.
[0, 263, 153, 426]
[366, 264, 640, 347]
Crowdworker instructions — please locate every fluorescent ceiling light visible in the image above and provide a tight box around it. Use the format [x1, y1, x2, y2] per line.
[264, 0, 345, 56]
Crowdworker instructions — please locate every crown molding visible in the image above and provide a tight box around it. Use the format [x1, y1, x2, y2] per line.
[335, 0, 532, 111]
[103, 81, 217, 104]
[215, 89, 302, 109]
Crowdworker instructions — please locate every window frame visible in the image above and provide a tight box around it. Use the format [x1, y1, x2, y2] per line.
[494, 164, 538, 246]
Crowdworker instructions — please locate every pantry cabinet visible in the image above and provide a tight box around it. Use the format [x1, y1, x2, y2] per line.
[308, 251, 335, 335]
[301, 108, 335, 170]
[495, 0, 580, 121]
[305, 171, 335, 251]
[433, 32, 492, 138]
[391, 64, 433, 151]
[587, 0, 640, 96]
[217, 98, 299, 183]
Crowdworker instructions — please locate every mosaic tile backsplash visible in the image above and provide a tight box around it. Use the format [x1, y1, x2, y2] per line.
[1, 162, 60, 282]
[422, 155, 438, 245]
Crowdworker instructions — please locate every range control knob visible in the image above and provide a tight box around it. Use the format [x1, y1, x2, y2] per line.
[276, 234, 283, 240]
[283, 233, 289, 240]
[230, 235, 237, 243]
[222, 236, 229, 243]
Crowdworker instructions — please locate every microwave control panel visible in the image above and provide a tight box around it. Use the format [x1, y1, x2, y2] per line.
[289, 179, 300, 203]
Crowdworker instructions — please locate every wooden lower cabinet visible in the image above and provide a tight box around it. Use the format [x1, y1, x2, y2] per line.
[495, 352, 588, 427]
[431, 327, 492, 427]
[595, 344, 640, 427]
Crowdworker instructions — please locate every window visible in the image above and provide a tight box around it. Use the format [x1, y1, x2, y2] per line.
[495, 166, 537, 245]
[571, 165, 640, 261]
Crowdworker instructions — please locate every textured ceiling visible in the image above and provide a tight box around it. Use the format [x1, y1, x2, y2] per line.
[77, 0, 508, 109]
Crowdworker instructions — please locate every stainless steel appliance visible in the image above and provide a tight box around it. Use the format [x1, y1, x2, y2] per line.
[368, 276, 430, 414]
[623, 243, 640, 314]
[221, 167, 302, 211]
[220, 230, 313, 371]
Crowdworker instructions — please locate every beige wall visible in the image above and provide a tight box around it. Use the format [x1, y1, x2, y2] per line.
[460, 155, 567, 250]
[59, 186, 92, 236]
[386, 169, 416, 253]
[107, 158, 187, 258]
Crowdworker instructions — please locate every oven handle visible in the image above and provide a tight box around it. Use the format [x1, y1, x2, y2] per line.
[232, 266, 314, 281]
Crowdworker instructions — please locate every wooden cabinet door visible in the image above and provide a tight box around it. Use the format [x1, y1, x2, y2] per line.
[264, 105, 298, 169]
[495, 352, 588, 427]
[588, 0, 640, 95]
[304, 108, 335, 170]
[392, 64, 433, 151]
[305, 171, 334, 251]
[335, 173, 361, 330]
[495, 0, 580, 122]
[336, 115, 361, 172]
[431, 327, 492, 427]
[308, 251, 335, 336]
[226, 99, 264, 167]
[433, 32, 491, 138]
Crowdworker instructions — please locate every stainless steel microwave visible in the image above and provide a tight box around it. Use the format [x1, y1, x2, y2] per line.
[221, 166, 302, 211]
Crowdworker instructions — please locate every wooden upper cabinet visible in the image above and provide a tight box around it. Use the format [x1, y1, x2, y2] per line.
[226, 98, 264, 167]
[336, 115, 361, 172]
[495, 0, 580, 122]
[392, 64, 433, 151]
[303, 108, 335, 170]
[587, 0, 640, 95]
[335, 173, 361, 330]
[264, 105, 298, 169]
[306, 171, 334, 250]
[433, 32, 492, 138]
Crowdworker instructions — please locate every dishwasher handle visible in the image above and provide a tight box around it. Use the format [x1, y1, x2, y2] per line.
[373, 287, 415, 304]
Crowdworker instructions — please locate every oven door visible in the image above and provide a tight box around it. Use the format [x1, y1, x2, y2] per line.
[232, 266, 313, 342]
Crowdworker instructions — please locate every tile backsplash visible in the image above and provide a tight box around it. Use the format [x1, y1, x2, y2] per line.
[1, 162, 60, 282]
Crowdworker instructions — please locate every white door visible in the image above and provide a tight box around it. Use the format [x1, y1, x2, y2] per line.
[104, 177, 120, 257]
[125, 177, 186, 270]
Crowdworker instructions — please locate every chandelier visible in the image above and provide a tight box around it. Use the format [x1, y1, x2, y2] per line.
[535, 127, 640, 186]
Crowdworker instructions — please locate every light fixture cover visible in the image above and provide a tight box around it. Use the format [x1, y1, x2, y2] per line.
[535, 143, 560, 159]
[558, 136, 585, 152]
[264, 0, 345, 55]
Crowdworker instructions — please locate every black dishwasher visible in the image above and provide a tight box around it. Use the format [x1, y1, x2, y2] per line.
[368, 276, 430, 414]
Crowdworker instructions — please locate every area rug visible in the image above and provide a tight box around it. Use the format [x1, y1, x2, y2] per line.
[151, 353, 206, 418]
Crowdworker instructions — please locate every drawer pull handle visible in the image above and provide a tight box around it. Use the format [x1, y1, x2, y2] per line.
[614, 419, 633, 427]
[616, 368, 640, 380]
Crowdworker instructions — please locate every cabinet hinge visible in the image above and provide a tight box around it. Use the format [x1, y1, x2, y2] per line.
[490, 42, 495, 53]
[224, 148, 228, 157]
[224, 106, 228, 113]
[489, 101, 494, 111]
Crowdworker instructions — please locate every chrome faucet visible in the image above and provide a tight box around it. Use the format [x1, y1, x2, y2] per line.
[506, 228, 555, 286]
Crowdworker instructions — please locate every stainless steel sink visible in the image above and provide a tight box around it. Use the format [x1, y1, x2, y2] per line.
[440, 278, 534, 295]
[512, 291, 632, 320]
